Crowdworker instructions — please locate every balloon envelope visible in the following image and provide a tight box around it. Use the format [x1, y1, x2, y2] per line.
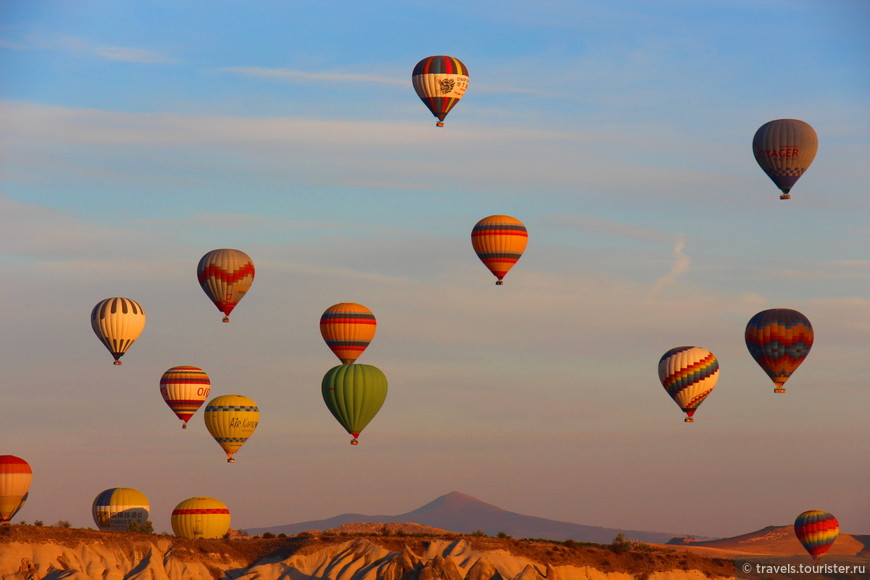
[753, 119, 817, 199]
[160, 366, 211, 428]
[0, 455, 32, 524]
[658, 346, 719, 422]
[412, 55, 469, 126]
[794, 510, 838, 562]
[322, 364, 388, 444]
[320, 303, 377, 364]
[92, 487, 149, 531]
[745, 308, 813, 393]
[91, 297, 146, 364]
[171, 497, 231, 539]
[197, 249, 255, 322]
[203, 394, 259, 462]
[471, 215, 528, 285]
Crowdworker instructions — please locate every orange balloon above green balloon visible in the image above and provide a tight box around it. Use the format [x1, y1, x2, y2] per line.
[92, 487, 149, 532]
[412, 55, 469, 127]
[658, 346, 720, 423]
[322, 364, 388, 445]
[91, 297, 146, 365]
[160, 366, 211, 428]
[753, 119, 817, 200]
[197, 249, 255, 322]
[794, 510, 839, 562]
[745, 308, 813, 394]
[471, 215, 528, 285]
[203, 394, 259, 462]
[0, 455, 32, 525]
[320, 303, 377, 364]
[171, 496, 231, 539]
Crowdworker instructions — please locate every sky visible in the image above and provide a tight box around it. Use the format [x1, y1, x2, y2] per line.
[1, 1, 868, 540]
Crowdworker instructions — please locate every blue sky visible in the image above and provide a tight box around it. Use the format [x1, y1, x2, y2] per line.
[1, 1, 869, 538]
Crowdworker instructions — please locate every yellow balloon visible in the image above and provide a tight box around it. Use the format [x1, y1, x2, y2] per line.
[92, 487, 149, 531]
[171, 497, 230, 539]
[91, 297, 146, 364]
[203, 395, 259, 463]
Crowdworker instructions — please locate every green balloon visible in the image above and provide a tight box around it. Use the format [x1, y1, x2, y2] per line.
[321, 364, 388, 444]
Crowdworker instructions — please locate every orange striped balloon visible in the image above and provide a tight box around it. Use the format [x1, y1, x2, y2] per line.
[320, 303, 377, 364]
[471, 215, 528, 285]
[0, 455, 32, 524]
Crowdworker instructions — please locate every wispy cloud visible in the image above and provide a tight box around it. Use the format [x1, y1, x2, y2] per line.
[2, 32, 174, 63]
[650, 236, 690, 294]
[219, 66, 404, 86]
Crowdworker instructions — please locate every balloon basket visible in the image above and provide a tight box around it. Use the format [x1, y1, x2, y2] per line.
[780, 194, 791, 200]
[350, 439, 359, 446]
[227, 457, 235, 463]
[436, 122, 444, 127]
[113, 360, 123, 365]
[684, 417, 694, 423]
[495, 280, 503, 286]
[182, 423, 187, 429]
[222, 317, 230, 323]
[774, 387, 786, 393]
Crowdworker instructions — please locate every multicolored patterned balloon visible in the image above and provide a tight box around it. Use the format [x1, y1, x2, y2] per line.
[92, 487, 149, 532]
[322, 364, 388, 445]
[171, 497, 231, 539]
[160, 366, 211, 428]
[0, 455, 32, 524]
[320, 303, 377, 364]
[794, 510, 839, 562]
[745, 308, 813, 393]
[753, 119, 817, 200]
[197, 249, 255, 322]
[203, 395, 259, 463]
[471, 215, 528, 285]
[91, 297, 146, 364]
[658, 346, 720, 422]
[412, 55, 469, 127]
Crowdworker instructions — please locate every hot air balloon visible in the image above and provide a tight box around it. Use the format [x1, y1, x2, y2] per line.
[171, 497, 231, 539]
[471, 215, 528, 285]
[91, 297, 146, 364]
[794, 510, 839, 562]
[160, 366, 211, 429]
[658, 346, 719, 422]
[92, 487, 150, 532]
[745, 308, 813, 393]
[203, 394, 259, 462]
[0, 455, 31, 525]
[753, 119, 817, 200]
[320, 303, 377, 364]
[412, 55, 469, 127]
[322, 364, 388, 445]
[197, 249, 255, 322]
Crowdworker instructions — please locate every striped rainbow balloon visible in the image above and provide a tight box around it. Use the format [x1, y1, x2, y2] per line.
[794, 510, 839, 562]
[160, 366, 212, 428]
[320, 303, 377, 364]
[745, 308, 813, 393]
[658, 346, 719, 422]
[412, 55, 469, 126]
[471, 215, 528, 285]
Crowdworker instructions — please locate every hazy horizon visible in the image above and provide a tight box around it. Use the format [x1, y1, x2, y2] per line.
[1, 1, 868, 538]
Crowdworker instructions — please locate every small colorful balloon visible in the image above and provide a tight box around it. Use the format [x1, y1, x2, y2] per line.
[412, 55, 469, 127]
[471, 215, 528, 285]
[91, 297, 146, 364]
[745, 308, 813, 393]
[658, 346, 719, 422]
[197, 249, 255, 322]
[794, 510, 838, 562]
[752, 119, 817, 200]
[320, 303, 377, 364]
[160, 366, 211, 428]
[171, 497, 231, 539]
[203, 394, 259, 462]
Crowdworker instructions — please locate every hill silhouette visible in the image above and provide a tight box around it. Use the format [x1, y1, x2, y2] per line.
[245, 491, 681, 543]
